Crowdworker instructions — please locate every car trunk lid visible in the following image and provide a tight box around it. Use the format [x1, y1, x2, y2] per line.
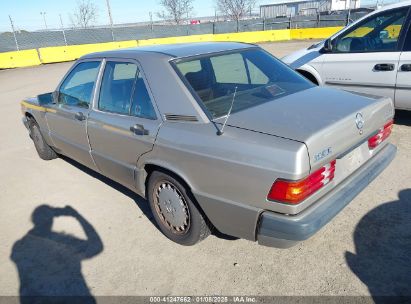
[217, 87, 394, 170]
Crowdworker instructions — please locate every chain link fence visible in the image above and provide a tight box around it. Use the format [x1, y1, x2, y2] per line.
[0, 11, 369, 53]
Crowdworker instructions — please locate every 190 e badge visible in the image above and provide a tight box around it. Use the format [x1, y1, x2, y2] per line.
[314, 147, 332, 162]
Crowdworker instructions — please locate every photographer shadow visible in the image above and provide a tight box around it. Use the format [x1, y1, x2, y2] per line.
[10, 205, 103, 303]
[346, 189, 411, 302]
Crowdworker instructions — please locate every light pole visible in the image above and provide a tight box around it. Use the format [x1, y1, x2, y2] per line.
[105, 0, 115, 41]
[149, 12, 153, 31]
[8, 15, 19, 51]
[40, 12, 48, 30]
[59, 14, 68, 46]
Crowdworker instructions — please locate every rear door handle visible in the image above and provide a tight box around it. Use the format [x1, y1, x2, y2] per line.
[74, 112, 86, 121]
[130, 124, 149, 135]
[374, 63, 395, 71]
[400, 64, 411, 72]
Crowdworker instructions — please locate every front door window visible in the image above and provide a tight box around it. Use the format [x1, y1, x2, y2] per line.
[58, 61, 101, 108]
[334, 8, 408, 53]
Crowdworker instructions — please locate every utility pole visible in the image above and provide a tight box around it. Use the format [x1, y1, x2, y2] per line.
[105, 0, 115, 41]
[8, 15, 19, 51]
[59, 14, 68, 46]
[149, 12, 153, 31]
[40, 12, 48, 30]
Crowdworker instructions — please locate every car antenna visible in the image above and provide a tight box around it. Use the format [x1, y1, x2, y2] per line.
[217, 86, 238, 136]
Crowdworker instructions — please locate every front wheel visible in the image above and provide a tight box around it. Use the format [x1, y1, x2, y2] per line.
[147, 171, 211, 246]
[29, 119, 57, 160]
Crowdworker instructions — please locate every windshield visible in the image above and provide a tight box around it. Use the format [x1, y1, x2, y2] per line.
[174, 48, 313, 119]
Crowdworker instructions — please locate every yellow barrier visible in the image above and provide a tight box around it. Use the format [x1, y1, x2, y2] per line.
[1, 27, 345, 69]
[39, 40, 138, 64]
[290, 27, 343, 40]
[213, 29, 291, 43]
[137, 34, 215, 46]
[0, 49, 41, 69]
[136, 30, 290, 46]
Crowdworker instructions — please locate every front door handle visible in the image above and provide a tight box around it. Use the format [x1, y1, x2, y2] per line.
[400, 64, 411, 72]
[374, 63, 395, 71]
[74, 112, 86, 121]
[130, 124, 149, 135]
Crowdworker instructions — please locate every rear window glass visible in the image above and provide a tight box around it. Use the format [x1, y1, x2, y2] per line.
[174, 48, 313, 119]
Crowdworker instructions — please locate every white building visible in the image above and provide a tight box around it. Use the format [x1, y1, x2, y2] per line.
[260, 0, 361, 18]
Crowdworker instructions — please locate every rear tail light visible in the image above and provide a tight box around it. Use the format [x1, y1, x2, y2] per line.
[267, 160, 336, 205]
[368, 120, 393, 149]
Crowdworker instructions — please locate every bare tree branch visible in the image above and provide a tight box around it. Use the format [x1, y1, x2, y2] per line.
[216, 0, 256, 22]
[157, 0, 194, 25]
[70, 0, 98, 28]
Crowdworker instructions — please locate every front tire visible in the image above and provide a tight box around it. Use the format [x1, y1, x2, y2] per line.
[147, 171, 211, 246]
[29, 119, 57, 160]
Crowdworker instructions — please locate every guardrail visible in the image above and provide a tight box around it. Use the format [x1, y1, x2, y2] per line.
[0, 27, 343, 69]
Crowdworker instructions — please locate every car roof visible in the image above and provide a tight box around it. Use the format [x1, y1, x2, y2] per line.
[82, 42, 257, 60]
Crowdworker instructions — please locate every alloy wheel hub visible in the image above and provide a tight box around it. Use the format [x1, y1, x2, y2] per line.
[155, 182, 189, 233]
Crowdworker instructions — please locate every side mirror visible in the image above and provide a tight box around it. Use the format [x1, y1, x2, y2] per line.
[323, 38, 333, 53]
[37, 92, 53, 105]
[52, 91, 59, 104]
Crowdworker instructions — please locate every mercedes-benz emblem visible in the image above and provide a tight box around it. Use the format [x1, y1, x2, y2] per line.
[355, 112, 364, 134]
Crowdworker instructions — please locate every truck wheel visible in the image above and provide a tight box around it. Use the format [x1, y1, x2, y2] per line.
[29, 119, 57, 160]
[147, 171, 211, 246]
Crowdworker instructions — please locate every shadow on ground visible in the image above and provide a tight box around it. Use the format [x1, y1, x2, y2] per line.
[61, 156, 238, 241]
[394, 110, 411, 126]
[10, 205, 102, 303]
[346, 189, 411, 301]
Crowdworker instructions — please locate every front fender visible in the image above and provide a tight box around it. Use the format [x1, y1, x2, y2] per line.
[296, 64, 324, 86]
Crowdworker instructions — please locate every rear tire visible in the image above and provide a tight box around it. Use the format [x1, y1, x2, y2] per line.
[29, 119, 57, 160]
[147, 170, 211, 246]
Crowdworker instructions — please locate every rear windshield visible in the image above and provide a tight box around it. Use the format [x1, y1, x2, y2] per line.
[174, 48, 313, 119]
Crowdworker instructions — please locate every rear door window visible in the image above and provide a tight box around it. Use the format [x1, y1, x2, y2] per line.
[130, 71, 157, 120]
[98, 61, 138, 115]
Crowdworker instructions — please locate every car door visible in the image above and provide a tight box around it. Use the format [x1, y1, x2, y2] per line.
[321, 7, 410, 101]
[46, 60, 102, 169]
[395, 18, 411, 110]
[87, 59, 161, 190]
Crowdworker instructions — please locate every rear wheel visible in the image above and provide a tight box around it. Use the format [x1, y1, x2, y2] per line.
[29, 119, 57, 160]
[147, 170, 211, 245]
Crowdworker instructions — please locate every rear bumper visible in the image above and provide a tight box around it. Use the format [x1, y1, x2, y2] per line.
[257, 143, 397, 248]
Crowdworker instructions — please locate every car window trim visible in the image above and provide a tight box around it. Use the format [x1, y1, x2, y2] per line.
[400, 7, 411, 51]
[56, 58, 103, 110]
[170, 47, 313, 121]
[329, 6, 411, 54]
[169, 47, 261, 122]
[92, 57, 159, 121]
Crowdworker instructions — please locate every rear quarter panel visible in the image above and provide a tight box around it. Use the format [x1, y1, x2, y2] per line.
[139, 121, 310, 212]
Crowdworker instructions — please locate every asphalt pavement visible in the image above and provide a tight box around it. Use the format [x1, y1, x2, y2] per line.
[0, 40, 410, 299]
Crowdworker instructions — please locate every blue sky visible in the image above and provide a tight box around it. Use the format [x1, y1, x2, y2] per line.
[0, 0, 382, 32]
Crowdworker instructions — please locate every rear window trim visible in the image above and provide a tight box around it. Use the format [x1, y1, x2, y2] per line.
[169, 47, 260, 122]
[170, 47, 312, 121]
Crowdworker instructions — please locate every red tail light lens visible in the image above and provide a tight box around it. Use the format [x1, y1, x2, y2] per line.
[267, 160, 336, 205]
[368, 120, 393, 149]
